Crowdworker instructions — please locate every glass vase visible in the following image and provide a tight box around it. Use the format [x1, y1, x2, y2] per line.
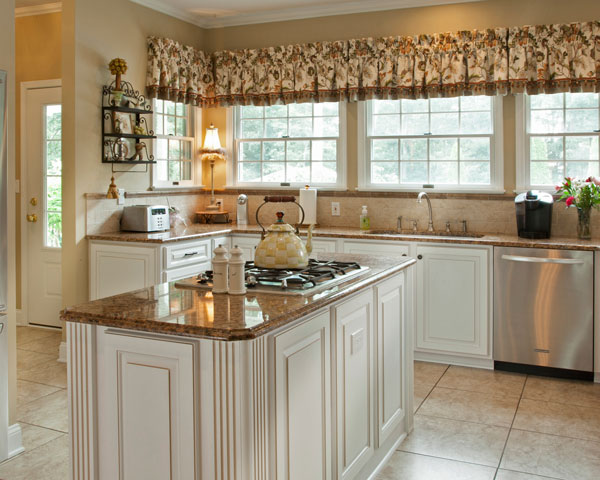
[577, 207, 592, 240]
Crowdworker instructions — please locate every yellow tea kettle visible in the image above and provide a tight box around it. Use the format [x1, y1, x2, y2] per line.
[254, 196, 314, 269]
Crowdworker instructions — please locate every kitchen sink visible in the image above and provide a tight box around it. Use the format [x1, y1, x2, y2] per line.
[365, 229, 485, 239]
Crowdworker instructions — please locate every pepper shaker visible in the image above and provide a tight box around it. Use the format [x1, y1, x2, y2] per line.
[228, 245, 246, 295]
[212, 244, 229, 294]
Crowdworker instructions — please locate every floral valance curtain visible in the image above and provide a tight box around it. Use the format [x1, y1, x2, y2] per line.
[145, 21, 600, 107]
[146, 36, 214, 106]
[508, 21, 600, 94]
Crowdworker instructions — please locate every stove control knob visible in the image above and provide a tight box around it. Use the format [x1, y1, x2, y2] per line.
[246, 275, 258, 287]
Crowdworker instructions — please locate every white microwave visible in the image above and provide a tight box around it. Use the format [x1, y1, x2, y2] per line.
[120, 205, 169, 232]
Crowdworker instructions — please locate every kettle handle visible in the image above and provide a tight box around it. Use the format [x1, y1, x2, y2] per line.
[256, 197, 305, 238]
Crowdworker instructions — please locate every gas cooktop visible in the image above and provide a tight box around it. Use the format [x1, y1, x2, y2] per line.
[174, 259, 370, 296]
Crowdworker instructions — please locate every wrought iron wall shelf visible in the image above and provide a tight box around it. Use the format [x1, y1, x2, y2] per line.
[102, 80, 156, 173]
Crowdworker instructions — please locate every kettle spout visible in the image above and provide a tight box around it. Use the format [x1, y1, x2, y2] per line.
[305, 225, 314, 255]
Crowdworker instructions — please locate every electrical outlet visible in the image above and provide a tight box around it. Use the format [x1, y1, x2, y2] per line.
[117, 189, 125, 205]
[331, 202, 340, 216]
[216, 198, 224, 208]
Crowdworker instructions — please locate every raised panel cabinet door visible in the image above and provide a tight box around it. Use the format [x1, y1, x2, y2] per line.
[342, 241, 410, 258]
[97, 331, 196, 480]
[309, 239, 338, 258]
[274, 311, 331, 480]
[231, 235, 261, 262]
[375, 275, 405, 446]
[90, 242, 158, 300]
[334, 290, 375, 480]
[415, 245, 489, 356]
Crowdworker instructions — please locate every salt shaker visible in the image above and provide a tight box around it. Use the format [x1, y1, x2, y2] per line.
[212, 244, 229, 294]
[228, 245, 246, 295]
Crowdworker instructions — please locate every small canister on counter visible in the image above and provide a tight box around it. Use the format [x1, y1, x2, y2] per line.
[228, 245, 246, 295]
[212, 244, 229, 293]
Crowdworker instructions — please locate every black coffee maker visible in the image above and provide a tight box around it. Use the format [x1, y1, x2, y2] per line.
[515, 190, 554, 239]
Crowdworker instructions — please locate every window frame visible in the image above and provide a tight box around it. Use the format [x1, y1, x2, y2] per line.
[228, 102, 347, 190]
[516, 93, 600, 192]
[358, 96, 504, 193]
[151, 99, 202, 189]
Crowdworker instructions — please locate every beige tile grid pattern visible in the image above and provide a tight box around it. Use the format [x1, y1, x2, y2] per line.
[0, 327, 69, 480]
[88, 192, 589, 238]
[5, 328, 600, 480]
[378, 361, 600, 480]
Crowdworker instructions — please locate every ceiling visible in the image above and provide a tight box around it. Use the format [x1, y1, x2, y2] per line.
[129, 0, 483, 28]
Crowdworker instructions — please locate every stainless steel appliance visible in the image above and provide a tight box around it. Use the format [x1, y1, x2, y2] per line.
[515, 190, 553, 239]
[120, 205, 169, 232]
[175, 259, 369, 296]
[494, 246, 594, 379]
[236, 194, 248, 225]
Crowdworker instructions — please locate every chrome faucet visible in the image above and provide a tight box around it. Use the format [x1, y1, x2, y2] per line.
[417, 192, 434, 232]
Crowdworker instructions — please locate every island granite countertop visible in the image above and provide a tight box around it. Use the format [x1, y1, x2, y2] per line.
[87, 224, 600, 251]
[61, 253, 415, 340]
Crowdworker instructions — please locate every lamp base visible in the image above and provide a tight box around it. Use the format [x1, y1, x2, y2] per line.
[205, 203, 220, 212]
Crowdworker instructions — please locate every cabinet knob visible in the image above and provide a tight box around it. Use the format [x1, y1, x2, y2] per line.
[417, 254, 423, 260]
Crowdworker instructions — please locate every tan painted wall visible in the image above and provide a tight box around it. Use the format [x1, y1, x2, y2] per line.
[1, 0, 17, 427]
[15, 13, 62, 310]
[61, 0, 206, 310]
[202, 0, 600, 193]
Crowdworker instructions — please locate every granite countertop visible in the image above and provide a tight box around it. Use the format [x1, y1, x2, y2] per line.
[87, 224, 600, 251]
[61, 253, 415, 340]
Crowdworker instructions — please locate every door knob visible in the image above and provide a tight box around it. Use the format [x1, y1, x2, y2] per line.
[30, 197, 38, 206]
[26, 213, 37, 223]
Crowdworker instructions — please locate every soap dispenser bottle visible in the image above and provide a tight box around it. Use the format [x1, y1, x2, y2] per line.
[360, 205, 370, 231]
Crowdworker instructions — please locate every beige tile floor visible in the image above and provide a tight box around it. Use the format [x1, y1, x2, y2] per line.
[379, 362, 600, 480]
[0, 326, 68, 480]
[3, 329, 600, 479]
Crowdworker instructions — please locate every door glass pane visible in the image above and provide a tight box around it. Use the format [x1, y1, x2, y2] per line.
[44, 105, 62, 248]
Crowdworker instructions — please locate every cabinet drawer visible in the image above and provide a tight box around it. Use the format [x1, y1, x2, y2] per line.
[163, 261, 210, 283]
[343, 240, 409, 257]
[163, 240, 211, 270]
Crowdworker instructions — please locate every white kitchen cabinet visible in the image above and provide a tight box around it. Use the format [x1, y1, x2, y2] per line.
[310, 238, 338, 258]
[230, 234, 261, 262]
[415, 245, 490, 358]
[97, 329, 197, 480]
[274, 311, 331, 480]
[333, 290, 375, 480]
[342, 240, 409, 258]
[375, 274, 405, 446]
[89, 242, 159, 300]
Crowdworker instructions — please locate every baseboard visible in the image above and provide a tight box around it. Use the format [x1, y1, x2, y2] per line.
[16, 309, 26, 326]
[57, 341, 67, 363]
[415, 350, 494, 369]
[7, 424, 24, 458]
[366, 433, 406, 480]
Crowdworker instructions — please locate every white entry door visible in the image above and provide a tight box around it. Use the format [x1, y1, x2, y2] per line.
[24, 85, 62, 327]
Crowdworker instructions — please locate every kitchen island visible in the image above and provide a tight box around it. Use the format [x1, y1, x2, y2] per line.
[62, 253, 415, 480]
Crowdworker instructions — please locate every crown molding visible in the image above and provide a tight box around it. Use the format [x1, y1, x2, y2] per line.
[15, 2, 62, 17]
[130, 0, 483, 29]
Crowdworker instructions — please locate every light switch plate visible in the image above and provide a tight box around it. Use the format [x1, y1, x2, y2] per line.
[117, 189, 125, 205]
[331, 202, 340, 216]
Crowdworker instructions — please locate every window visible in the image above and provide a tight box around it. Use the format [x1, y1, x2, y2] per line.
[233, 103, 345, 187]
[360, 97, 503, 191]
[44, 104, 61, 248]
[153, 99, 196, 187]
[517, 93, 600, 189]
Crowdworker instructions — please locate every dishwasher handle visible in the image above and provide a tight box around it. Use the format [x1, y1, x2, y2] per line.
[501, 254, 585, 265]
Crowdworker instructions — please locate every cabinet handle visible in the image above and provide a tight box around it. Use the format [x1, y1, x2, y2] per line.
[402, 253, 407, 257]
[417, 254, 423, 260]
[183, 251, 199, 257]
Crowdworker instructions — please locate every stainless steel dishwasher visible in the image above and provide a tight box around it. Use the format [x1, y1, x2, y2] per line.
[494, 246, 594, 379]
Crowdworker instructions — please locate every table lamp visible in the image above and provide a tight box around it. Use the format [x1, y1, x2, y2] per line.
[200, 123, 226, 212]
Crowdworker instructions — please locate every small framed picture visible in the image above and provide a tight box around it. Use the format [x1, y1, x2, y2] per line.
[113, 112, 133, 134]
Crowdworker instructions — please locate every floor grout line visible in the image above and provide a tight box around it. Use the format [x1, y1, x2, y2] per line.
[413, 363, 450, 414]
[414, 411, 512, 429]
[496, 372, 527, 472]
